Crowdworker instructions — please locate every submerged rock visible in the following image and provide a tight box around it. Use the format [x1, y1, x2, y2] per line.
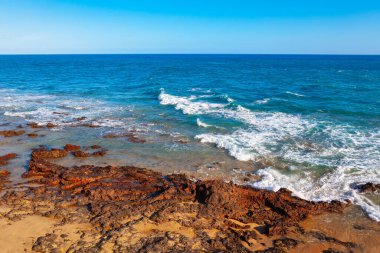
[357, 183, 380, 193]
[63, 144, 81, 151]
[31, 147, 68, 159]
[0, 130, 25, 137]
[27, 122, 44, 129]
[27, 133, 39, 138]
[72, 150, 91, 158]
[103, 132, 146, 143]
[0, 153, 17, 166]
[46, 123, 57, 128]
[92, 150, 107, 156]
[74, 116, 87, 121]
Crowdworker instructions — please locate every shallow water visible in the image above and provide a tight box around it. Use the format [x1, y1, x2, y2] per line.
[0, 54, 379, 220]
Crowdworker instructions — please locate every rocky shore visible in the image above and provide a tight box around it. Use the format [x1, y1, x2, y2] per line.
[0, 124, 379, 252]
[0, 143, 378, 253]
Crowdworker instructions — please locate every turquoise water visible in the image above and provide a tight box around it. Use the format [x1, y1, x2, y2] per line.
[0, 55, 379, 219]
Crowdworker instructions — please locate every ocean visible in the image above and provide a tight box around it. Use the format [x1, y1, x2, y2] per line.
[0, 54, 379, 220]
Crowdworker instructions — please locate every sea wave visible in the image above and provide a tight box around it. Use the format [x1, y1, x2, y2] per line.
[196, 118, 211, 128]
[1, 90, 135, 130]
[196, 118, 224, 130]
[286, 91, 305, 97]
[160, 89, 380, 220]
[159, 89, 225, 115]
[255, 98, 270, 104]
[253, 166, 380, 221]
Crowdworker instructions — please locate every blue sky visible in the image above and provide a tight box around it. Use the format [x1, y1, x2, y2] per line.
[0, 0, 380, 54]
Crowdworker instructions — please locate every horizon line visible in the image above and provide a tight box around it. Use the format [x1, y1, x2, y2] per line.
[0, 53, 380, 56]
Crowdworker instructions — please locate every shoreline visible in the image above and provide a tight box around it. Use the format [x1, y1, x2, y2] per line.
[0, 125, 379, 252]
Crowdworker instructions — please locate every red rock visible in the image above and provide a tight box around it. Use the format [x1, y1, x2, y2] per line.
[32, 148, 68, 159]
[0, 153, 17, 166]
[0, 170, 10, 190]
[103, 132, 146, 143]
[0, 169, 10, 188]
[126, 134, 146, 143]
[92, 150, 107, 156]
[22, 147, 348, 237]
[0, 170, 10, 177]
[0, 130, 26, 137]
[102, 133, 119, 138]
[27, 123, 44, 128]
[46, 123, 57, 128]
[64, 144, 81, 151]
[90, 145, 102, 149]
[27, 133, 39, 138]
[72, 151, 91, 158]
[11, 147, 357, 252]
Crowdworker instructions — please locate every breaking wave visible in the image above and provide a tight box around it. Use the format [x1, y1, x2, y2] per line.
[159, 89, 380, 221]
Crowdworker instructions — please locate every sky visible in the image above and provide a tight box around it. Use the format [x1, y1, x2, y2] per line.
[0, 0, 380, 54]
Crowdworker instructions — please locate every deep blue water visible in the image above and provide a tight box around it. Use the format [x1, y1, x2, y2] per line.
[0, 55, 379, 219]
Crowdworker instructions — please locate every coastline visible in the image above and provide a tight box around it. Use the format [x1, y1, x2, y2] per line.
[0, 124, 379, 252]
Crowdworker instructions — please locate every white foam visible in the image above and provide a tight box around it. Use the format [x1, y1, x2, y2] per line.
[255, 98, 270, 104]
[286, 91, 305, 97]
[196, 118, 224, 130]
[196, 118, 211, 128]
[196, 132, 257, 161]
[189, 88, 212, 93]
[221, 94, 234, 103]
[197, 124, 380, 220]
[159, 89, 225, 115]
[253, 166, 380, 221]
[1, 90, 141, 132]
[160, 89, 380, 220]
[159, 90, 307, 130]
